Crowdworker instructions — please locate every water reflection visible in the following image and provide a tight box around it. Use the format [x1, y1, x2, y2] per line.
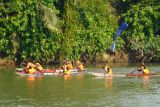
[26, 76, 43, 97]
[64, 74, 72, 80]
[76, 73, 84, 80]
[142, 76, 149, 90]
[104, 76, 112, 89]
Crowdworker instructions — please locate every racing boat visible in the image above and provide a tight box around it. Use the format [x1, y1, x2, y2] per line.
[125, 73, 159, 77]
[16, 68, 84, 76]
[89, 72, 125, 77]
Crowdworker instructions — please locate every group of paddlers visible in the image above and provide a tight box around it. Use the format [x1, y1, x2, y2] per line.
[21, 62, 43, 74]
[20, 60, 84, 75]
[20, 59, 149, 76]
[102, 63, 150, 76]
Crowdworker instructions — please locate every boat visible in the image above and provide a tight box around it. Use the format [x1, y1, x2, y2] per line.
[16, 71, 43, 76]
[89, 72, 160, 77]
[126, 73, 159, 77]
[16, 68, 84, 76]
[16, 68, 56, 72]
[89, 72, 125, 77]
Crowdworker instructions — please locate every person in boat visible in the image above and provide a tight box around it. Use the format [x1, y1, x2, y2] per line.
[21, 61, 36, 74]
[27, 65, 36, 74]
[76, 60, 84, 71]
[64, 67, 70, 75]
[103, 65, 112, 76]
[62, 62, 70, 75]
[26, 62, 36, 69]
[21, 61, 29, 74]
[137, 64, 150, 74]
[66, 61, 73, 70]
[35, 62, 43, 71]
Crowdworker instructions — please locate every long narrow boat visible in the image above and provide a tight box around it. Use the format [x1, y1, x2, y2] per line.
[16, 68, 84, 76]
[16, 68, 56, 72]
[89, 72, 125, 77]
[89, 72, 160, 77]
[125, 73, 159, 77]
[16, 71, 43, 76]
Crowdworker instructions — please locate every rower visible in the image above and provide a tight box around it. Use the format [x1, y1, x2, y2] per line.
[26, 62, 36, 69]
[28, 66, 36, 74]
[26, 62, 36, 74]
[21, 62, 28, 73]
[137, 64, 150, 74]
[62, 63, 70, 75]
[103, 65, 112, 76]
[35, 62, 43, 71]
[76, 61, 84, 71]
[66, 61, 73, 70]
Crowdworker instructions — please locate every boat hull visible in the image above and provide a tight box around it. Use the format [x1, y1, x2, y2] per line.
[126, 73, 159, 77]
[15, 68, 83, 76]
[89, 72, 125, 77]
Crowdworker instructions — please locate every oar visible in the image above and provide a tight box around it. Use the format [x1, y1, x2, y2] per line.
[128, 67, 140, 74]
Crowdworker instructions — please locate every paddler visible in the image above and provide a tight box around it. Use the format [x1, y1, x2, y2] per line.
[35, 62, 43, 71]
[66, 61, 73, 70]
[26, 62, 36, 69]
[137, 64, 150, 74]
[76, 60, 84, 71]
[20, 61, 29, 74]
[25, 62, 36, 74]
[62, 63, 70, 75]
[27, 65, 36, 74]
[103, 65, 112, 76]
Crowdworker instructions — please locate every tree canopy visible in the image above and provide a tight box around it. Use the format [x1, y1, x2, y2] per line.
[0, 0, 160, 63]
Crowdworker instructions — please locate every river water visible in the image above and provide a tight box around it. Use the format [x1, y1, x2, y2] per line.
[0, 64, 160, 107]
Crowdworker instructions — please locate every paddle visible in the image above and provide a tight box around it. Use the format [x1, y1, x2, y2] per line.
[128, 67, 140, 74]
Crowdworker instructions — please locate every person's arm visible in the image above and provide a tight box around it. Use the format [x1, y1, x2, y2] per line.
[137, 69, 142, 72]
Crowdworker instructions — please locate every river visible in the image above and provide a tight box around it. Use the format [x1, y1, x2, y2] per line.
[0, 64, 160, 107]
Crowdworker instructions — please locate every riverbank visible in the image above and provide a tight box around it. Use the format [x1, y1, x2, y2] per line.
[95, 51, 129, 63]
[0, 59, 14, 66]
[0, 50, 158, 66]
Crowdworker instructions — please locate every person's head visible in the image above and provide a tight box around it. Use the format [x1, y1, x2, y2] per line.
[103, 65, 109, 69]
[140, 64, 146, 69]
[29, 66, 32, 69]
[66, 66, 70, 70]
[33, 60, 36, 64]
[35, 63, 40, 67]
[63, 60, 67, 65]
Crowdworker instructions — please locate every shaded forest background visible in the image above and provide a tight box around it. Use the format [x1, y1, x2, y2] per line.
[0, 0, 160, 64]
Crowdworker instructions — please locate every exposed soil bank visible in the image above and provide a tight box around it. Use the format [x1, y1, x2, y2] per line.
[95, 52, 129, 63]
[0, 59, 15, 66]
[0, 51, 158, 66]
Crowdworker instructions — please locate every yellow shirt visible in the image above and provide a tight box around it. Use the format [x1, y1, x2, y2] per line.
[64, 70, 70, 75]
[104, 66, 112, 75]
[143, 69, 149, 74]
[78, 64, 84, 71]
[67, 63, 73, 70]
[35, 63, 43, 71]
[28, 68, 36, 74]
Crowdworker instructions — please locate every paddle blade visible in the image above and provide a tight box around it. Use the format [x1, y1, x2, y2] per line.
[110, 41, 116, 52]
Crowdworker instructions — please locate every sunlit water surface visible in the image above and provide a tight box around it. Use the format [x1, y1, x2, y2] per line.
[0, 64, 160, 107]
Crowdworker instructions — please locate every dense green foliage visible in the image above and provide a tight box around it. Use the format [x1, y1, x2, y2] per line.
[0, 0, 160, 63]
[121, 0, 160, 62]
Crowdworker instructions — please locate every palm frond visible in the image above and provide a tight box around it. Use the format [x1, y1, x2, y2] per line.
[38, 3, 59, 32]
